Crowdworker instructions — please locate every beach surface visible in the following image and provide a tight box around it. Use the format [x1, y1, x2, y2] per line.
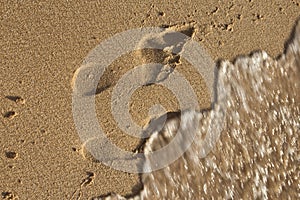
[1, 1, 299, 199]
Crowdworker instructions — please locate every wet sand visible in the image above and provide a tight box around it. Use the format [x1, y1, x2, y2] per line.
[0, 1, 300, 199]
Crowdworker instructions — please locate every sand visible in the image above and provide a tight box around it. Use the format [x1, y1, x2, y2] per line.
[0, 1, 299, 199]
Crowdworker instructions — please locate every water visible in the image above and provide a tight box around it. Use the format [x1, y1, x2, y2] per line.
[100, 21, 300, 199]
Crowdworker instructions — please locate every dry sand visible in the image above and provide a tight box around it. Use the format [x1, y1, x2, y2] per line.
[0, 1, 300, 199]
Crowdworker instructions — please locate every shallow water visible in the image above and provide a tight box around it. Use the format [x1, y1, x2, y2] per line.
[100, 21, 300, 200]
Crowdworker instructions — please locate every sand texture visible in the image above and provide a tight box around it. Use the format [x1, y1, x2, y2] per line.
[1, 1, 300, 199]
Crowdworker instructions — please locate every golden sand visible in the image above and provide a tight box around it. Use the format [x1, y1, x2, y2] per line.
[1, 1, 299, 199]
